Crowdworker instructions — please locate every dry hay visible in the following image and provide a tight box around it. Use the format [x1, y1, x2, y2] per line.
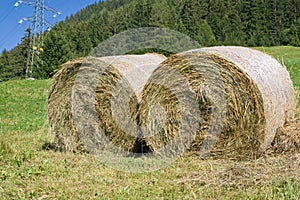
[139, 46, 296, 159]
[267, 118, 300, 155]
[47, 54, 165, 153]
[174, 154, 300, 188]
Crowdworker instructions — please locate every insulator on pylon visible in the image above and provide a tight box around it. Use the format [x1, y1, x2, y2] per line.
[16, 0, 61, 78]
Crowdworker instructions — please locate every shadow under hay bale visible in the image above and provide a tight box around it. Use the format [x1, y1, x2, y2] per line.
[47, 54, 165, 153]
[139, 46, 296, 159]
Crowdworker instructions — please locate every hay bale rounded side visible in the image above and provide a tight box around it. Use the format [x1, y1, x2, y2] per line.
[138, 46, 296, 159]
[199, 46, 296, 151]
[47, 54, 165, 153]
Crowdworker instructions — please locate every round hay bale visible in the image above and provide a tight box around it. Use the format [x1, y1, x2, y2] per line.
[138, 46, 296, 159]
[47, 54, 165, 153]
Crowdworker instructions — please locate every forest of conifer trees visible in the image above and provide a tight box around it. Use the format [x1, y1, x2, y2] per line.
[0, 0, 300, 81]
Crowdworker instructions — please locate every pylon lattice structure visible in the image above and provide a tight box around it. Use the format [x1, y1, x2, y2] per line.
[15, 0, 61, 78]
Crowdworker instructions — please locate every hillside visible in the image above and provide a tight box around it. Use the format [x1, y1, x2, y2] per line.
[0, 46, 300, 199]
[0, 0, 300, 81]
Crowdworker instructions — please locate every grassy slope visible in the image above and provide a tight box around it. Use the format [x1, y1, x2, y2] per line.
[0, 46, 299, 199]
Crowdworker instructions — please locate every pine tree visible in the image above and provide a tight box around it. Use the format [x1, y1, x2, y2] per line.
[207, 0, 227, 44]
[0, 49, 10, 81]
[131, 0, 153, 27]
[150, 0, 175, 28]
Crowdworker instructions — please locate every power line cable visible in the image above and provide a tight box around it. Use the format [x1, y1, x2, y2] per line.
[16, 0, 61, 78]
[0, 23, 23, 50]
[0, 6, 15, 23]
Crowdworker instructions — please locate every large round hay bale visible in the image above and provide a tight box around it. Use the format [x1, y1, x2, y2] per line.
[47, 54, 165, 153]
[138, 46, 296, 159]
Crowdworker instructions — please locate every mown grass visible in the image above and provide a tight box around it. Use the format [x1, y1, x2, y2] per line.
[0, 46, 300, 199]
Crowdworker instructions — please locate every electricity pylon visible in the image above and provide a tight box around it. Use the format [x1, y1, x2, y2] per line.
[15, 0, 61, 78]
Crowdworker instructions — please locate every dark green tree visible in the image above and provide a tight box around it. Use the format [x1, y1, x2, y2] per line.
[0, 49, 10, 81]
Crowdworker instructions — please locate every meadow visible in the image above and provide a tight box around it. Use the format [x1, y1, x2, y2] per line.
[0, 46, 299, 199]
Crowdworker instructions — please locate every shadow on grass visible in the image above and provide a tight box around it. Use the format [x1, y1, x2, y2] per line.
[42, 142, 63, 152]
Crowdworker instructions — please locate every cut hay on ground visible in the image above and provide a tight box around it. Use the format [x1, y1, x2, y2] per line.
[47, 54, 165, 153]
[267, 118, 300, 155]
[139, 46, 296, 159]
[175, 153, 300, 188]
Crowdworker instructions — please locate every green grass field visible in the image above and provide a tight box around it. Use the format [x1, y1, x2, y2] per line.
[0, 46, 299, 199]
